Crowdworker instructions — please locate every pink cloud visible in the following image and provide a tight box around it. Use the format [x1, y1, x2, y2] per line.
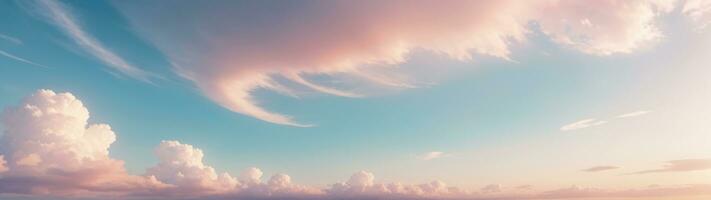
[3, 87, 711, 199]
[536, 184, 711, 199]
[326, 170, 466, 198]
[145, 140, 239, 195]
[481, 184, 503, 193]
[0, 90, 318, 198]
[536, 0, 674, 55]
[144, 140, 319, 198]
[417, 151, 450, 161]
[683, 0, 711, 29]
[112, 0, 676, 126]
[631, 159, 711, 174]
[0, 89, 167, 196]
[0, 155, 7, 173]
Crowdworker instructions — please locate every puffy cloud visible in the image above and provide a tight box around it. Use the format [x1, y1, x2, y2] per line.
[0, 89, 320, 198]
[0, 89, 166, 195]
[145, 140, 239, 194]
[346, 171, 375, 188]
[538, 185, 615, 199]
[481, 184, 503, 193]
[582, 165, 621, 172]
[267, 173, 291, 188]
[560, 118, 607, 131]
[238, 173, 320, 197]
[516, 185, 534, 190]
[112, 0, 678, 126]
[1, 89, 117, 172]
[683, 0, 711, 29]
[535, 0, 674, 55]
[239, 167, 263, 186]
[327, 171, 463, 198]
[630, 159, 711, 174]
[0, 89, 319, 199]
[15, 153, 41, 167]
[5, 91, 711, 200]
[1, 90, 711, 200]
[145, 141, 319, 197]
[0, 155, 7, 173]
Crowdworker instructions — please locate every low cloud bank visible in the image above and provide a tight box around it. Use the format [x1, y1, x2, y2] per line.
[1, 90, 711, 200]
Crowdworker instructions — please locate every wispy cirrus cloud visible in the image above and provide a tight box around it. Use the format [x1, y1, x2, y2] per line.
[560, 118, 607, 131]
[0, 49, 49, 68]
[582, 165, 620, 172]
[28, 0, 153, 81]
[630, 159, 711, 174]
[616, 110, 652, 118]
[0, 34, 22, 45]
[561, 110, 653, 131]
[0, 32, 46, 68]
[113, 0, 675, 126]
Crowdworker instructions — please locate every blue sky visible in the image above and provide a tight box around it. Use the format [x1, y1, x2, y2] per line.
[1, 1, 711, 199]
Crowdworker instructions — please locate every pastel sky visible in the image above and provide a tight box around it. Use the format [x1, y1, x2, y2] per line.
[1, 0, 711, 199]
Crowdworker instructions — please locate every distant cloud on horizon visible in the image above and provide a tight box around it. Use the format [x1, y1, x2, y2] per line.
[2, 0, 711, 199]
[560, 110, 653, 132]
[582, 166, 621, 172]
[0, 89, 710, 200]
[630, 159, 711, 175]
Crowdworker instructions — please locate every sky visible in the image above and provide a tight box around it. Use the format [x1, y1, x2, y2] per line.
[0, 0, 710, 199]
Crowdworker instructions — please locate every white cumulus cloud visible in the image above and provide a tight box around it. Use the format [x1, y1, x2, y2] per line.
[327, 170, 463, 198]
[0, 89, 167, 195]
[2, 89, 711, 200]
[146, 140, 239, 194]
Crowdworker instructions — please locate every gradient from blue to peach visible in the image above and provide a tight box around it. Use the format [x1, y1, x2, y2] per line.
[0, 0, 710, 199]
